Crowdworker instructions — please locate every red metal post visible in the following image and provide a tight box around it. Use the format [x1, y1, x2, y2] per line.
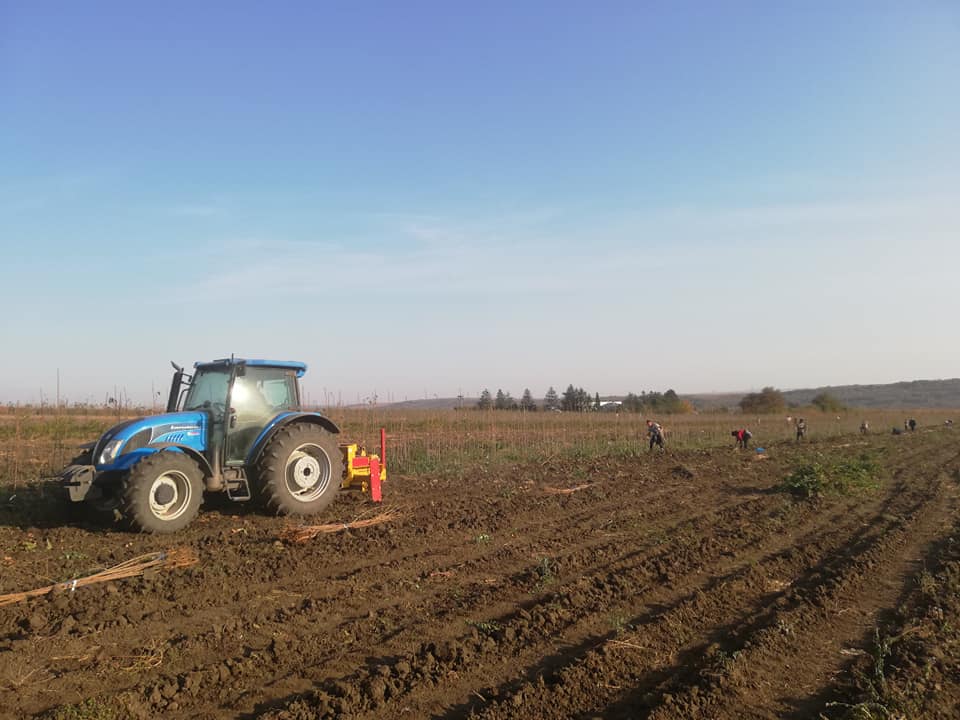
[380, 427, 386, 471]
[369, 457, 382, 502]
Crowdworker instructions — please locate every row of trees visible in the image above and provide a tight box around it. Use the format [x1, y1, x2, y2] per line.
[475, 385, 848, 414]
[476, 386, 692, 413]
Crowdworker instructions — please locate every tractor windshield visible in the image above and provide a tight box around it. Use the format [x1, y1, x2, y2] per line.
[183, 368, 230, 411]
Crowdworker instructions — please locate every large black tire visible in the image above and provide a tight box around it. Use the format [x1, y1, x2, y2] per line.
[120, 452, 204, 533]
[254, 423, 343, 516]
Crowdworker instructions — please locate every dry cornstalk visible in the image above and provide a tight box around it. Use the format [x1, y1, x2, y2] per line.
[279, 510, 401, 544]
[543, 483, 594, 495]
[607, 639, 648, 651]
[0, 548, 198, 608]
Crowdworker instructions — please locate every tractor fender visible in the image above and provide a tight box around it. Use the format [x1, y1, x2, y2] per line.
[117, 444, 215, 480]
[246, 413, 341, 467]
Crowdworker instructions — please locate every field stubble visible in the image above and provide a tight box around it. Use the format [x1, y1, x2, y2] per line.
[0, 407, 946, 486]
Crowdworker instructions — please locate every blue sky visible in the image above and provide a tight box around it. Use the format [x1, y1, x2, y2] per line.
[1, 1, 958, 405]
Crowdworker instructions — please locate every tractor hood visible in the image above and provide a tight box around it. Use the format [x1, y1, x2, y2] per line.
[92, 412, 208, 470]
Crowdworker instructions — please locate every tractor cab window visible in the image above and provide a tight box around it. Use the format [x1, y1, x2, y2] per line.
[230, 367, 298, 418]
[261, 377, 297, 409]
[183, 368, 230, 412]
[225, 366, 299, 464]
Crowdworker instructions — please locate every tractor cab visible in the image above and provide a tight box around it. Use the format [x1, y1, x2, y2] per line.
[171, 359, 305, 469]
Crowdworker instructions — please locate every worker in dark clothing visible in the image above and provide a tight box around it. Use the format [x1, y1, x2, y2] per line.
[795, 418, 807, 442]
[732, 428, 752, 449]
[909, 418, 917, 432]
[647, 420, 664, 450]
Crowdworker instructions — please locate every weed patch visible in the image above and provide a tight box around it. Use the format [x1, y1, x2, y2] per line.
[41, 697, 124, 720]
[784, 454, 881, 497]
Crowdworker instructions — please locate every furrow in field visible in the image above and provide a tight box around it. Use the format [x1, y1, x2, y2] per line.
[254, 449, 911, 719]
[426, 444, 959, 720]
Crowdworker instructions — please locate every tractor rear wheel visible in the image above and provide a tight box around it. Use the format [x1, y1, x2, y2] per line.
[120, 452, 204, 533]
[254, 424, 343, 516]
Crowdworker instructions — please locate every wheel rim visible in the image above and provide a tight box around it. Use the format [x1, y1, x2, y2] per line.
[148, 470, 193, 520]
[283, 443, 333, 503]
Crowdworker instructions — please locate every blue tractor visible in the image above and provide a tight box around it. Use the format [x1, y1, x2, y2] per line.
[60, 358, 349, 533]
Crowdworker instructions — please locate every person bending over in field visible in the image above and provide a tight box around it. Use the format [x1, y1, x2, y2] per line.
[647, 420, 665, 451]
[732, 428, 752, 450]
[860, 420, 869, 434]
[795, 417, 807, 442]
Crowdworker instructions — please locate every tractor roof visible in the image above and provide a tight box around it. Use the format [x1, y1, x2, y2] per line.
[194, 358, 307, 377]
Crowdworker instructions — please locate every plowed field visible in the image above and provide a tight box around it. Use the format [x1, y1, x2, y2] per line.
[1, 428, 959, 719]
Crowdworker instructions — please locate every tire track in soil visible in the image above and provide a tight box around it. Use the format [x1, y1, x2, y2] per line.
[255, 436, 953, 720]
[445, 442, 960, 720]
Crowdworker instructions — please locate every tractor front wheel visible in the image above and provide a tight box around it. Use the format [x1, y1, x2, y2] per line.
[120, 453, 204, 533]
[255, 424, 343, 516]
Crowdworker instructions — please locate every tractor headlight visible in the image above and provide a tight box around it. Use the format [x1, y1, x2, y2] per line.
[98, 439, 124, 465]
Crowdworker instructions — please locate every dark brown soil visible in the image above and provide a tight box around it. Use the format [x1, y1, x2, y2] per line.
[1, 429, 958, 719]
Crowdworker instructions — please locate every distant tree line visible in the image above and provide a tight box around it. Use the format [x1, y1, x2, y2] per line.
[622, 390, 691, 414]
[474, 385, 692, 413]
[737, 387, 847, 415]
[472, 383, 880, 415]
[738, 386, 786, 414]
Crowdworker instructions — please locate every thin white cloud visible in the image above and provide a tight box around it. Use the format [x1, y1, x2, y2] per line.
[151, 194, 958, 306]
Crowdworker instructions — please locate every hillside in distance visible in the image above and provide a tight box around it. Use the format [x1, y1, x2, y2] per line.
[377, 379, 960, 410]
[661, 379, 960, 410]
[782, 378, 960, 409]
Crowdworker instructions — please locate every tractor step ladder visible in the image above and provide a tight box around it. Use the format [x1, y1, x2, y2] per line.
[225, 472, 252, 501]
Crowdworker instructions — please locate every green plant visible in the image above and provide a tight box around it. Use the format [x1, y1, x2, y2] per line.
[466, 619, 501, 635]
[784, 463, 826, 497]
[42, 697, 123, 720]
[833, 455, 881, 493]
[534, 557, 555, 590]
[608, 612, 629, 635]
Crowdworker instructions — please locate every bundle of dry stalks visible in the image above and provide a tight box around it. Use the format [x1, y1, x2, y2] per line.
[279, 510, 401, 544]
[543, 483, 594, 495]
[0, 548, 198, 608]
